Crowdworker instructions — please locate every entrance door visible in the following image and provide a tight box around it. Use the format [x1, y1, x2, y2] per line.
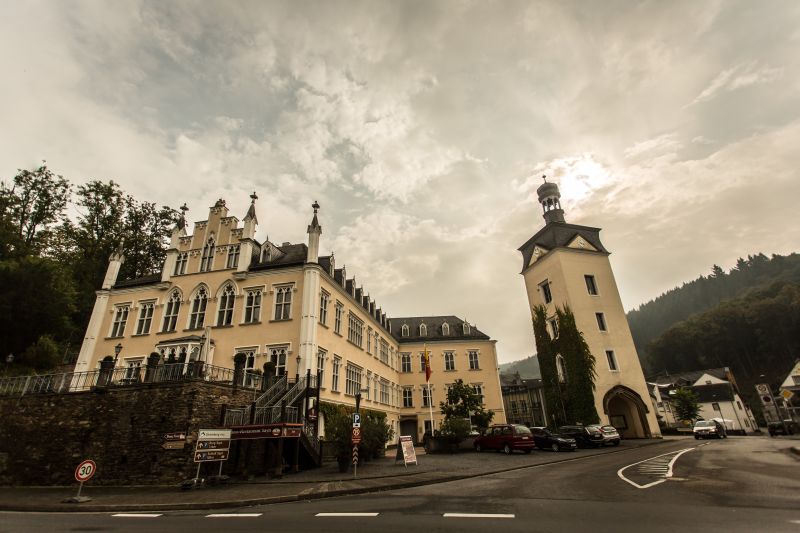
[400, 419, 418, 445]
[605, 386, 651, 438]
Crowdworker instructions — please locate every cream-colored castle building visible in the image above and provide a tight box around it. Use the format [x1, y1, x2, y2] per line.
[74, 196, 505, 443]
[517, 180, 661, 438]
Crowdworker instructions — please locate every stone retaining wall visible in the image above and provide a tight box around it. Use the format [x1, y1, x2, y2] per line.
[0, 382, 254, 486]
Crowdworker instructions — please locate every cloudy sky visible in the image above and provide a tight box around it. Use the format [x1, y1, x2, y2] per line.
[2, 1, 799, 363]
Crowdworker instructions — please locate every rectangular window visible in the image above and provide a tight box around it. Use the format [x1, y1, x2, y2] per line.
[605, 350, 619, 371]
[549, 318, 559, 339]
[135, 302, 154, 335]
[319, 290, 329, 325]
[317, 349, 326, 386]
[585, 275, 598, 295]
[511, 400, 518, 415]
[366, 327, 373, 354]
[111, 305, 129, 337]
[420, 353, 427, 372]
[468, 351, 480, 370]
[736, 401, 742, 410]
[380, 380, 389, 404]
[348, 313, 364, 347]
[334, 302, 343, 334]
[345, 363, 362, 396]
[422, 387, 432, 407]
[403, 387, 413, 408]
[226, 245, 240, 269]
[519, 399, 528, 413]
[540, 281, 553, 304]
[174, 252, 188, 275]
[200, 240, 215, 272]
[244, 289, 262, 323]
[596, 312, 607, 331]
[444, 351, 455, 371]
[373, 374, 378, 401]
[472, 384, 484, 403]
[124, 358, 143, 381]
[401, 353, 412, 373]
[379, 338, 389, 364]
[274, 285, 293, 320]
[332, 356, 341, 392]
[268, 346, 288, 376]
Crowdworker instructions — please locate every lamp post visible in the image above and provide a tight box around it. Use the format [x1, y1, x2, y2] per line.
[112, 343, 123, 368]
[296, 354, 301, 382]
[4, 353, 13, 376]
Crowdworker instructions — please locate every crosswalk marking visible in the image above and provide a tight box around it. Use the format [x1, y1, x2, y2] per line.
[618, 447, 695, 489]
[444, 513, 515, 518]
[206, 513, 263, 517]
[112, 513, 163, 518]
[315, 513, 380, 517]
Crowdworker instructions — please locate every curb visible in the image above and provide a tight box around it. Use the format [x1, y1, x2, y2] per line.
[790, 446, 800, 457]
[0, 439, 669, 513]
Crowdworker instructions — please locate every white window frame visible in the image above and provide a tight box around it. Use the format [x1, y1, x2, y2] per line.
[468, 350, 480, 370]
[401, 353, 412, 373]
[110, 304, 130, 338]
[334, 301, 344, 334]
[319, 290, 330, 325]
[348, 312, 364, 347]
[200, 238, 215, 272]
[135, 301, 155, 335]
[226, 244, 240, 269]
[317, 348, 327, 387]
[174, 252, 188, 275]
[422, 387, 432, 408]
[332, 356, 341, 392]
[243, 287, 263, 324]
[217, 284, 236, 326]
[345, 362, 363, 396]
[267, 344, 289, 376]
[273, 284, 294, 321]
[401, 324, 409, 337]
[188, 286, 209, 330]
[444, 351, 455, 371]
[403, 387, 413, 408]
[419, 323, 427, 337]
[442, 322, 450, 335]
[605, 350, 619, 372]
[162, 291, 181, 332]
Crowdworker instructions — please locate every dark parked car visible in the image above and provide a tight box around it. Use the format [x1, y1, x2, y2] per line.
[474, 424, 535, 454]
[558, 425, 605, 448]
[768, 420, 799, 436]
[530, 427, 577, 451]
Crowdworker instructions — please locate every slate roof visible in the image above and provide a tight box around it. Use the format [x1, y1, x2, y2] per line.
[517, 222, 609, 273]
[691, 383, 734, 403]
[113, 273, 162, 289]
[647, 368, 729, 387]
[387, 315, 490, 343]
[249, 243, 307, 271]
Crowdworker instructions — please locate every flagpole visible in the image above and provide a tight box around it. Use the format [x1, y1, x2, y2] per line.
[425, 344, 434, 434]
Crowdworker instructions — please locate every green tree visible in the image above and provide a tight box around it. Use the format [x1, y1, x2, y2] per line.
[0, 163, 70, 259]
[671, 387, 700, 423]
[439, 378, 494, 431]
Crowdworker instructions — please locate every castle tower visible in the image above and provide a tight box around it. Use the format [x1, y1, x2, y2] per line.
[518, 178, 660, 438]
[298, 202, 323, 376]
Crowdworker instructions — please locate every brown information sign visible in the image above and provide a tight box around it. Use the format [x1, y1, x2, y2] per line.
[194, 450, 229, 462]
[162, 441, 185, 450]
[163, 432, 187, 441]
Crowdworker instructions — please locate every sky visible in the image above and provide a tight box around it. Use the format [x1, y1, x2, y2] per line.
[1, 1, 799, 364]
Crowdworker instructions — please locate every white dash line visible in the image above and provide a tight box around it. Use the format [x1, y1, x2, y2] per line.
[444, 513, 515, 519]
[206, 513, 263, 518]
[315, 512, 380, 517]
[112, 513, 163, 518]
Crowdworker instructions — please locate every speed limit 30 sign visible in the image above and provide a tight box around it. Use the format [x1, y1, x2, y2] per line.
[75, 460, 97, 483]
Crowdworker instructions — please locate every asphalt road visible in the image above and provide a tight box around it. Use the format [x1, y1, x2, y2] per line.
[3, 437, 799, 533]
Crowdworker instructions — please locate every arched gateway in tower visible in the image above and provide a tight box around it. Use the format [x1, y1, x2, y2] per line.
[517, 178, 660, 438]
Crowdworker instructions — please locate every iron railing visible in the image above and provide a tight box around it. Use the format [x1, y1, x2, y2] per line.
[0, 362, 265, 397]
[253, 374, 288, 408]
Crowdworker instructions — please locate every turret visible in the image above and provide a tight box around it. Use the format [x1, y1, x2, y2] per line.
[102, 246, 125, 290]
[162, 203, 188, 282]
[537, 175, 565, 225]
[306, 201, 322, 263]
[237, 192, 258, 273]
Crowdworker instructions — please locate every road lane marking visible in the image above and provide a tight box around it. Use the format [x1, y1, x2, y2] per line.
[444, 513, 515, 518]
[617, 447, 695, 489]
[112, 513, 163, 518]
[315, 513, 380, 517]
[206, 513, 263, 517]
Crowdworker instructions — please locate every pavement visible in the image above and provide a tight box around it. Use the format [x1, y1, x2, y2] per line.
[0, 437, 681, 513]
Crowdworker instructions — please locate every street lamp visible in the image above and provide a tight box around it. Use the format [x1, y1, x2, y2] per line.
[296, 354, 301, 382]
[113, 343, 123, 367]
[4, 353, 13, 376]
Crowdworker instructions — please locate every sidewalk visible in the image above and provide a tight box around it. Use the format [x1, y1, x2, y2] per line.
[0, 438, 676, 512]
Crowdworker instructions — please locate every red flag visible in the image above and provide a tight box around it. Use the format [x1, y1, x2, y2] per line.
[423, 344, 432, 383]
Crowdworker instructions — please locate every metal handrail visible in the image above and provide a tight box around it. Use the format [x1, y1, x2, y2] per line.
[253, 374, 288, 408]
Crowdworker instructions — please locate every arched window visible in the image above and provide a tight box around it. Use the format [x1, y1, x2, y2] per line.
[462, 322, 471, 335]
[401, 324, 409, 337]
[188, 287, 208, 329]
[556, 355, 567, 383]
[419, 323, 427, 337]
[200, 238, 215, 272]
[162, 291, 181, 332]
[442, 322, 450, 336]
[217, 284, 235, 326]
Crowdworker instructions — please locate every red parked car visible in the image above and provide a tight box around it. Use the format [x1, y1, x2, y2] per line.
[474, 424, 535, 454]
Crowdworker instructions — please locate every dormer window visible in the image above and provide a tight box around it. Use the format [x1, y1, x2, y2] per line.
[419, 324, 427, 337]
[401, 324, 409, 337]
[462, 322, 471, 335]
[442, 322, 450, 336]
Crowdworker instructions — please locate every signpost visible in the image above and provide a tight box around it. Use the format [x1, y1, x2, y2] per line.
[65, 459, 96, 503]
[162, 431, 187, 450]
[755, 383, 779, 422]
[193, 428, 231, 484]
[395, 436, 418, 467]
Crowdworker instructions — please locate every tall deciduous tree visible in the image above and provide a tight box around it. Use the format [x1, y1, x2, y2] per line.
[671, 387, 700, 422]
[439, 378, 494, 430]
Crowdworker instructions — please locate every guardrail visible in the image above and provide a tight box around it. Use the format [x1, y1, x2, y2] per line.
[0, 362, 264, 397]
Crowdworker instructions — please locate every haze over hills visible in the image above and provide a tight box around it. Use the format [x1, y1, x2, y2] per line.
[499, 355, 541, 379]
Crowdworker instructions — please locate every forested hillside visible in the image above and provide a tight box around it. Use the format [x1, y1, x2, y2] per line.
[0, 164, 177, 373]
[499, 355, 541, 379]
[646, 281, 800, 408]
[628, 252, 800, 371]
